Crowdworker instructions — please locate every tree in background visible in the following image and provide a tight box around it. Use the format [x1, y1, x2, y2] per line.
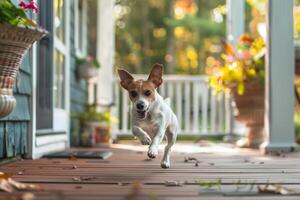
[114, 0, 226, 74]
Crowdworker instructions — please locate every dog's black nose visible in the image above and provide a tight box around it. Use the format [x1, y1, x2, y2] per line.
[136, 102, 145, 110]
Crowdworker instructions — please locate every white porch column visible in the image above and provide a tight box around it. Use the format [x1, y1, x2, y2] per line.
[226, 0, 244, 44]
[261, 0, 297, 153]
[96, 0, 115, 106]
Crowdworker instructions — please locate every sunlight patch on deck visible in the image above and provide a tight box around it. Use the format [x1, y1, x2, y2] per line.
[111, 143, 238, 154]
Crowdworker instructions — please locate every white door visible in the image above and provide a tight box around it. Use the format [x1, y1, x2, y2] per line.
[53, 0, 70, 132]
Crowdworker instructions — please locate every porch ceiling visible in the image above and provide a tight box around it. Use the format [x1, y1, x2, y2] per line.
[0, 143, 299, 199]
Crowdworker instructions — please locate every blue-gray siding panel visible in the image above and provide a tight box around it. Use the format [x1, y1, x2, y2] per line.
[69, 0, 88, 146]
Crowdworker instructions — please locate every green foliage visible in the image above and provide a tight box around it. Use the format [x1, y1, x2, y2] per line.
[76, 56, 101, 69]
[0, 0, 35, 26]
[72, 106, 118, 124]
[115, 0, 226, 75]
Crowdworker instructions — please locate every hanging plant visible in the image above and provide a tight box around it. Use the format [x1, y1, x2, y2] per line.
[0, 0, 47, 118]
[76, 56, 101, 80]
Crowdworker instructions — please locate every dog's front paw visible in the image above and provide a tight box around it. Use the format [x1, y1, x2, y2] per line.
[161, 161, 170, 169]
[147, 148, 158, 159]
[140, 135, 152, 145]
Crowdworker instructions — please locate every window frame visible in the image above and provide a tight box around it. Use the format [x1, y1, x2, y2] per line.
[53, 0, 70, 132]
[74, 0, 88, 57]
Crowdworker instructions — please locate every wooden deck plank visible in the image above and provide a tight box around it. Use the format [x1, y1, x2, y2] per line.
[0, 143, 300, 199]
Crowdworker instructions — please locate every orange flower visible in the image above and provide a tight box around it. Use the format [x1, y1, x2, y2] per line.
[221, 40, 235, 55]
[239, 34, 254, 44]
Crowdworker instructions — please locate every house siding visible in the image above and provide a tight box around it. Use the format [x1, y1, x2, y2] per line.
[69, 0, 88, 146]
[0, 51, 32, 159]
[0, 0, 89, 159]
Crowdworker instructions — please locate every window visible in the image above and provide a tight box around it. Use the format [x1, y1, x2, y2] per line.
[75, 0, 87, 56]
[54, 0, 66, 43]
[54, 0, 68, 110]
[54, 49, 65, 109]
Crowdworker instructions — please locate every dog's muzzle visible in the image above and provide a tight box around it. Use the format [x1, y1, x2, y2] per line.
[136, 101, 147, 119]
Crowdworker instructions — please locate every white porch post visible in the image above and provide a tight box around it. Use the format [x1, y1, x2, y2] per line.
[96, 0, 115, 106]
[226, 0, 244, 44]
[261, 0, 297, 153]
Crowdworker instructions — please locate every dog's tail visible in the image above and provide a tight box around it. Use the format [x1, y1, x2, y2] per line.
[164, 97, 171, 106]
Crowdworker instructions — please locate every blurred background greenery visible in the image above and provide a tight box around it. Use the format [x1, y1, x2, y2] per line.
[114, 0, 227, 74]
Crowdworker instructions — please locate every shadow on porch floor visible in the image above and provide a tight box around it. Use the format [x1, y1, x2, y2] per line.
[0, 142, 299, 200]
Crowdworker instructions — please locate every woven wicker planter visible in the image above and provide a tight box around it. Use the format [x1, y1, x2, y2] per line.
[230, 82, 265, 148]
[0, 24, 47, 118]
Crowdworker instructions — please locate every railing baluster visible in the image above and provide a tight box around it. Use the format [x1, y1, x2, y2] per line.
[176, 82, 182, 131]
[184, 82, 191, 133]
[210, 89, 217, 133]
[224, 91, 232, 134]
[122, 89, 128, 134]
[201, 83, 208, 133]
[111, 81, 120, 136]
[192, 81, 199, 133]
[168, 82, 174, 108]
[217, 92, 225, 133]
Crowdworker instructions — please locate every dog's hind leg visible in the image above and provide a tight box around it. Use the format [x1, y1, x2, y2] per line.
[161, 126, 177, 168]
[132, 126, 152, 145]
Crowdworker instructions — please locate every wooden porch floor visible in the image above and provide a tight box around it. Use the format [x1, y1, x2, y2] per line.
[0, 142, 300, 200]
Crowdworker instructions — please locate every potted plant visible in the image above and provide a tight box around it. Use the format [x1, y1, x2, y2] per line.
[76, 56, 100, 80]
[0, 0, 47, 118]
[72, 105, 118, 147]
[206, 34, 266, 148]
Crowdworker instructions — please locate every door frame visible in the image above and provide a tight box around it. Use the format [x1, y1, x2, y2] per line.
[29, 0, 70, 159]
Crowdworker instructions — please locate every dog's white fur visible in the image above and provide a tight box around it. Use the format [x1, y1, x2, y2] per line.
[118, 64, 178, 168]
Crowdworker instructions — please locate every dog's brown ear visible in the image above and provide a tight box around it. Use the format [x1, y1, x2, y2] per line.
[148, 63, 163, 88]
[117, 68, 134, 90]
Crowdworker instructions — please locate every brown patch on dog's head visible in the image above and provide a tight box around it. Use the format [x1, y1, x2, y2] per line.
[117, 68, 134, 90]
[147, 63, 163, 88]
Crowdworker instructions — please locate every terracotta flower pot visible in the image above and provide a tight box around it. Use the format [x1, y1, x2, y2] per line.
[0, 24, 47, 118]
[230, 82, 265, 148]
[81, 121, 112, 147]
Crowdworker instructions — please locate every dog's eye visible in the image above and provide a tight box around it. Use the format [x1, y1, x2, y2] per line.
[144, 90, 152, 96]
[130, 91, 138, 98]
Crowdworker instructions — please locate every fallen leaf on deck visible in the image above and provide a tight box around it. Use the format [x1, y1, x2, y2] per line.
[0, 172, 12, 179]
[72, 177, 81, 182]
[72, 176, 96, 182]
[22, 192, 35, 200]
[72, 165, 77, 169]
[0, 179, 13, 192]
[0, 178, 41, 193]
[124, 180, 141, 200]
[81, 176, 96, 181]
[69, 155, 77, 161]
[164, 181, 183, 187]
[9, 179, 41, 190]
[258, 184, 297, 195]
[17, 171, 24, 175]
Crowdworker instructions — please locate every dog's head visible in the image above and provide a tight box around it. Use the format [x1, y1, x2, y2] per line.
[117, 63, 163, 119]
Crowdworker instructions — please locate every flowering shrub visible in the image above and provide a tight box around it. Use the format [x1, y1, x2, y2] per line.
[77, 56, 101, 69]
[0, 0, 38, 26]
[206, 34, 265, 95]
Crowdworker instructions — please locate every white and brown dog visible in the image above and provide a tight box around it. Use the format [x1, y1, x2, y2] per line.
[117, 64, 178, 168]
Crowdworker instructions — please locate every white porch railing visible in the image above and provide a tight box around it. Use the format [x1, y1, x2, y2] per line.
[112, 75, 233, 136]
